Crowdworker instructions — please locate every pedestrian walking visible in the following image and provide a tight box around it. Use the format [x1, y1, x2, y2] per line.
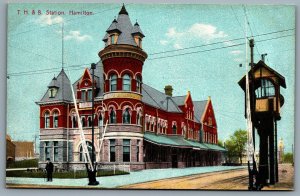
[45, 158, 54, 182]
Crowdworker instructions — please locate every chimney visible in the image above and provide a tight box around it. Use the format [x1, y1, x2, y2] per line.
[164, 85, 173, 96]
[261, 53, 267, 62]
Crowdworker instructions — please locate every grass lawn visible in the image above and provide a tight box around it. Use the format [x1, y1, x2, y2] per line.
[7, 159, 38, 168]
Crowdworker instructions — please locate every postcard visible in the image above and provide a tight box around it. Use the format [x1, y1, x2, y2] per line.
[6, 3, 295, 190]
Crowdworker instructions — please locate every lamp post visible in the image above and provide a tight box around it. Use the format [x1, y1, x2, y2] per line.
[87, 62, 99, 186]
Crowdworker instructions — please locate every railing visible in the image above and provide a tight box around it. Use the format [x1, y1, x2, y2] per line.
[98, 163, 131, 174]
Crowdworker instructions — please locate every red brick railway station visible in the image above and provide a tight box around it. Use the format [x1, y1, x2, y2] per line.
[36, 5, 226, 171]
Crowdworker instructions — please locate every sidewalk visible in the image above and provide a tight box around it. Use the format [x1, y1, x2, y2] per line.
[6, 166, 245, 188]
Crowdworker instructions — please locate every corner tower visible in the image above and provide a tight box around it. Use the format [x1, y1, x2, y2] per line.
[98, 5, 147, 170]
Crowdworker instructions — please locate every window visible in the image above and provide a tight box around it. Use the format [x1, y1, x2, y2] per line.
[123, 139, 130, 162]
[172, 124, 177, 134]
[136, 140, 140, 162]
[72, 115, 77, 128]
[81, 90, 86, 101]
[49, 88, 57, 98]
[98, 113, 103, 128]
[79, 141, 94, 162]
[109, 107, 116, 124]
[44, 112, 50, 128]
[109, 74, 117, 91]
[137, 112, 141, 125]
[136, 76, 141, 93]
[137, 37, 142, 47]
[110, 139, 116, 162]
[87, 89, 92, 102]
[81, 117, 86, 128]
[87, 116, 92, 127]
[110, 34, 116, 44]
[123, 108, 131, 124]
[255, 79, 275, 98]
[122, 74, 131, 91]
[53, 111, 59, 128]
[44, 141, 50, 161]
[53, 141, 59, 162]
[208, 117, 212, 126]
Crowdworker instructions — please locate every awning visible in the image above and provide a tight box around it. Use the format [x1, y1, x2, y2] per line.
[144, 132, 227, 152]
[203, 143, 227, 152]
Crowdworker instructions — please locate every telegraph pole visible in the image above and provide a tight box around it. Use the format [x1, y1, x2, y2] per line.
[87, 62, 99, 186]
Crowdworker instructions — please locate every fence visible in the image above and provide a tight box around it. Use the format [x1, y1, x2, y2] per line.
[98, 163, 131, 174]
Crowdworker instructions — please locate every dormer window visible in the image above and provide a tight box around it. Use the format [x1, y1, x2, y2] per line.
[110, 34, 118, 45]
[137, 37, 142, 47]
[49, 87, 58, 98]
[133, 36, 142, 48]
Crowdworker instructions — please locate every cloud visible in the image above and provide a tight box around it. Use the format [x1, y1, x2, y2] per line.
[64, 30, 92, 42]
[230, 50, 243, 55]
[159, 40, 168, 45]
[36, 15, 63, 26]
[164, 23, 228, 49]
[173, 43, 183, 49]
[187, 23, 228, 41]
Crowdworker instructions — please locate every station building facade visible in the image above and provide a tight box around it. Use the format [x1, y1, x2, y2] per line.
[36, 5, 226, 171]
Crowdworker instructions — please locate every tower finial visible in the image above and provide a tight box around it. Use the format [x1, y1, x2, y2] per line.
[119, 3, 128, 15]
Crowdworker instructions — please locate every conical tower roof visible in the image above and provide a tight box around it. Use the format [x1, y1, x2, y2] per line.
[102, 4, 145, 47]
[39, 69, 72, 103]
[132, 21, 145, 37]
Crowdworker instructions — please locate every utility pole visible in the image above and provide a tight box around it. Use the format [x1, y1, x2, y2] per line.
[87, 62, 99, 186]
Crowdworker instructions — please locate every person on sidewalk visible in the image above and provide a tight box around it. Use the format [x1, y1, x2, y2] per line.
[45, 158, 54, 182]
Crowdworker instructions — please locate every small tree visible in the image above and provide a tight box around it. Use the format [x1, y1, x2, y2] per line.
[283, 152, 293, 163]
[225, 129, 247, 164]
[217, 139, 224, 147]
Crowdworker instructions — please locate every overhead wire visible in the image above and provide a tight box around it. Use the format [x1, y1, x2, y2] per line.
[7, 31, 294, 77]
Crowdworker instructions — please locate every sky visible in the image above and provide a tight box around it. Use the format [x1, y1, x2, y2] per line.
[7, 3, 295, 152]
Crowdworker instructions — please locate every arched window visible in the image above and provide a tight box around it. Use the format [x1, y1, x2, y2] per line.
[79, 141, 95, 162]
[87, 116, 92, 127]
[172, 124, 177, 134]
[53, 111, 59, 128]
[122, 108, 131, 124]
[137, 110, 142, 126]
[122, 74, 131, 91]
[72, 115, 77, 128]
[81, 116, 86, 128]
[255, 79, 275, 98]
[136, 76, 142, 93]
[98, 113, 103, 128]
[109, 107, 116, 124]
[44, 111, 50, 128]
[109, 74, 117, 91]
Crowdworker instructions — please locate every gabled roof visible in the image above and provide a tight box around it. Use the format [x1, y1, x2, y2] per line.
[106, 19, 121, 34]
[142, 84, 183, 113]
[47, 77, 59, 88]
[39, 69, 72, 103]
[193, 100, 208, 123]
[132, 22, 145, 37]
[238, 60, 286, 90]
[73, 61, 104, 98]
[172, 95, 186, 106]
